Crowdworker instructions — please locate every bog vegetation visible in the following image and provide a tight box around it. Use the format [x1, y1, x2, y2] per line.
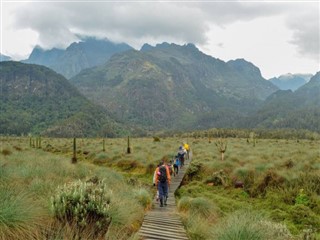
[0, 129, 319, 239]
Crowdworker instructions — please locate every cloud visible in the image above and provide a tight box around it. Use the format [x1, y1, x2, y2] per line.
[9, 1, 320, 64]
[286, 5, 320, 62]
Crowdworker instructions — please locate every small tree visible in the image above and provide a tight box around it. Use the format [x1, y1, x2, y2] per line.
[215, 138, 227, 161]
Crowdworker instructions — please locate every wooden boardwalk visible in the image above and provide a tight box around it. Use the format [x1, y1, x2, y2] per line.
[139, 154, 191, 240]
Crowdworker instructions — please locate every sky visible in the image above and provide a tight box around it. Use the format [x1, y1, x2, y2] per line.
[1, 0, 319, 79]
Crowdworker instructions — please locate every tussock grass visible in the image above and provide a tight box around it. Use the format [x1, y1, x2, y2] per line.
[0, 184, 47, 240]
[211, 210, 292, 240]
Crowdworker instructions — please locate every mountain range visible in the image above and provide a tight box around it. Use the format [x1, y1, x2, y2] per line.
[1, 40, 319, 136]
[70, 42, 278, 131]
[243, 72, 320, 131]
[269, 73, 313, 91]
[22, 38, 133, 79]
[0, 53, 11, 62]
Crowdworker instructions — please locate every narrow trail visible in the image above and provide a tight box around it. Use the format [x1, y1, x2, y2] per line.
[138, 153, 192, 240]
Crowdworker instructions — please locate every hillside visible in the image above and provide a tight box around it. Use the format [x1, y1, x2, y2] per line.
[245, 72, 320, 131]
[23, 38, 133, 79]
[0, 53, 11, 62]
[70, 42, 278, 131]
[0, 61, 126, 137]
[269, 73, 313, 91]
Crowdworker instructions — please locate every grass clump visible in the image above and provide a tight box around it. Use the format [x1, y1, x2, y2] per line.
[133, 188, 152, 210]
[211, 210, 292, 240]
[0, 185, 45, 240]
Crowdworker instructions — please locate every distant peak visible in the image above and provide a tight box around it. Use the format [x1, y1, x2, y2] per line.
[140, 43, 153, 52]
[155, 42, 171, 48]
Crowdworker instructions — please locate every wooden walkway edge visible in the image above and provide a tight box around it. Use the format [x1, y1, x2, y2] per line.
[138, 153, 192, 240]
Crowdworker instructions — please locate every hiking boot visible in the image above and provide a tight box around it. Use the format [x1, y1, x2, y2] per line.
[160, 198, 163, 207]
[164, 197, 167, 206]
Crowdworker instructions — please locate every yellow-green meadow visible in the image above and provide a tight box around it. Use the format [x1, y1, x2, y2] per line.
[0, 135, 319, 239]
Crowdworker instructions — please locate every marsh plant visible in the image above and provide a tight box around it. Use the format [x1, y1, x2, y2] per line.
[215, 138, 227, 161]
[51, 178, 112, 238]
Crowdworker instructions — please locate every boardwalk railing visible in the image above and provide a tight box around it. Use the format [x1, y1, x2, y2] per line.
[139, 153, 192, 240]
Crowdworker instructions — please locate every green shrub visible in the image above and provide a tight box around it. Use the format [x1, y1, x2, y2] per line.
[51, 179, 112, 238]
[185, 162, 203, 182]
[295, 189, 310, 206]
[289, 204, 320, 227]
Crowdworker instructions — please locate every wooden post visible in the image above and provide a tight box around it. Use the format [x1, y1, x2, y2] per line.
[103, 138, 105, 152]
[29, 137, 32, 147]
[127, 136, 131, 154]
[38, 136, 41, 148]
[72, 138, 77, 163]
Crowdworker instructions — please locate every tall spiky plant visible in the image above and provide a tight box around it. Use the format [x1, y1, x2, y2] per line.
[215, 138, 227, 161]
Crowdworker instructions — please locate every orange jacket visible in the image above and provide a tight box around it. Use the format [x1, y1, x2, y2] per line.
[155, 165, 171, 185]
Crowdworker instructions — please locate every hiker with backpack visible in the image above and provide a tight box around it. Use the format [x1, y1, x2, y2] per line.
[153, 163, 161, 201]
[177, 146, 187, 167]
[154, 160, 171, 207]
[173, 155, 180, 175]
[183, 142, 190, 160]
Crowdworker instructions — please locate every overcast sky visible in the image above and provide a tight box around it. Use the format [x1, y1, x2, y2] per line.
[1, 0, 319, 79]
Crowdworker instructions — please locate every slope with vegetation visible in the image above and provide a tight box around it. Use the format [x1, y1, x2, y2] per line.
[0, 61, 126, 137]
[244, 72, 320, 132]
[70, 42, 278, 131]
[23, 37, 133, 78]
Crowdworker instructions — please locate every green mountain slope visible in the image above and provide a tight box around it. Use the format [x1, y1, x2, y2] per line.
[0, 61, 126, 137]
[23, 38, 133, 79]
[244, 72, 320, 131]
[70, 43, 278, 131]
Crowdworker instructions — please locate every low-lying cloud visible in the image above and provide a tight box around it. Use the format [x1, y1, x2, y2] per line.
[11, 1, 319, 62]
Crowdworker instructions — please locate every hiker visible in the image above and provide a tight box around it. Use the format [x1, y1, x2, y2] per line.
[153, 163, 161, 201]
[155, 160, 171, 207]
[167, 160, 174, 177]
[183, 142, 190, 160]
[173, 155, 180, 175]
[177, 146, 187, 167]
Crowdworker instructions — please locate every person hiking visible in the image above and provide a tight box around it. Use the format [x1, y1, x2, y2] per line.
[167, 160, 174, 177]
[155, 160, 171, 207]
[183, 142, 190, 160]
[173, 155, 180, 175]
[177, 146, 187, 167]
[153, 163, 161, 201]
